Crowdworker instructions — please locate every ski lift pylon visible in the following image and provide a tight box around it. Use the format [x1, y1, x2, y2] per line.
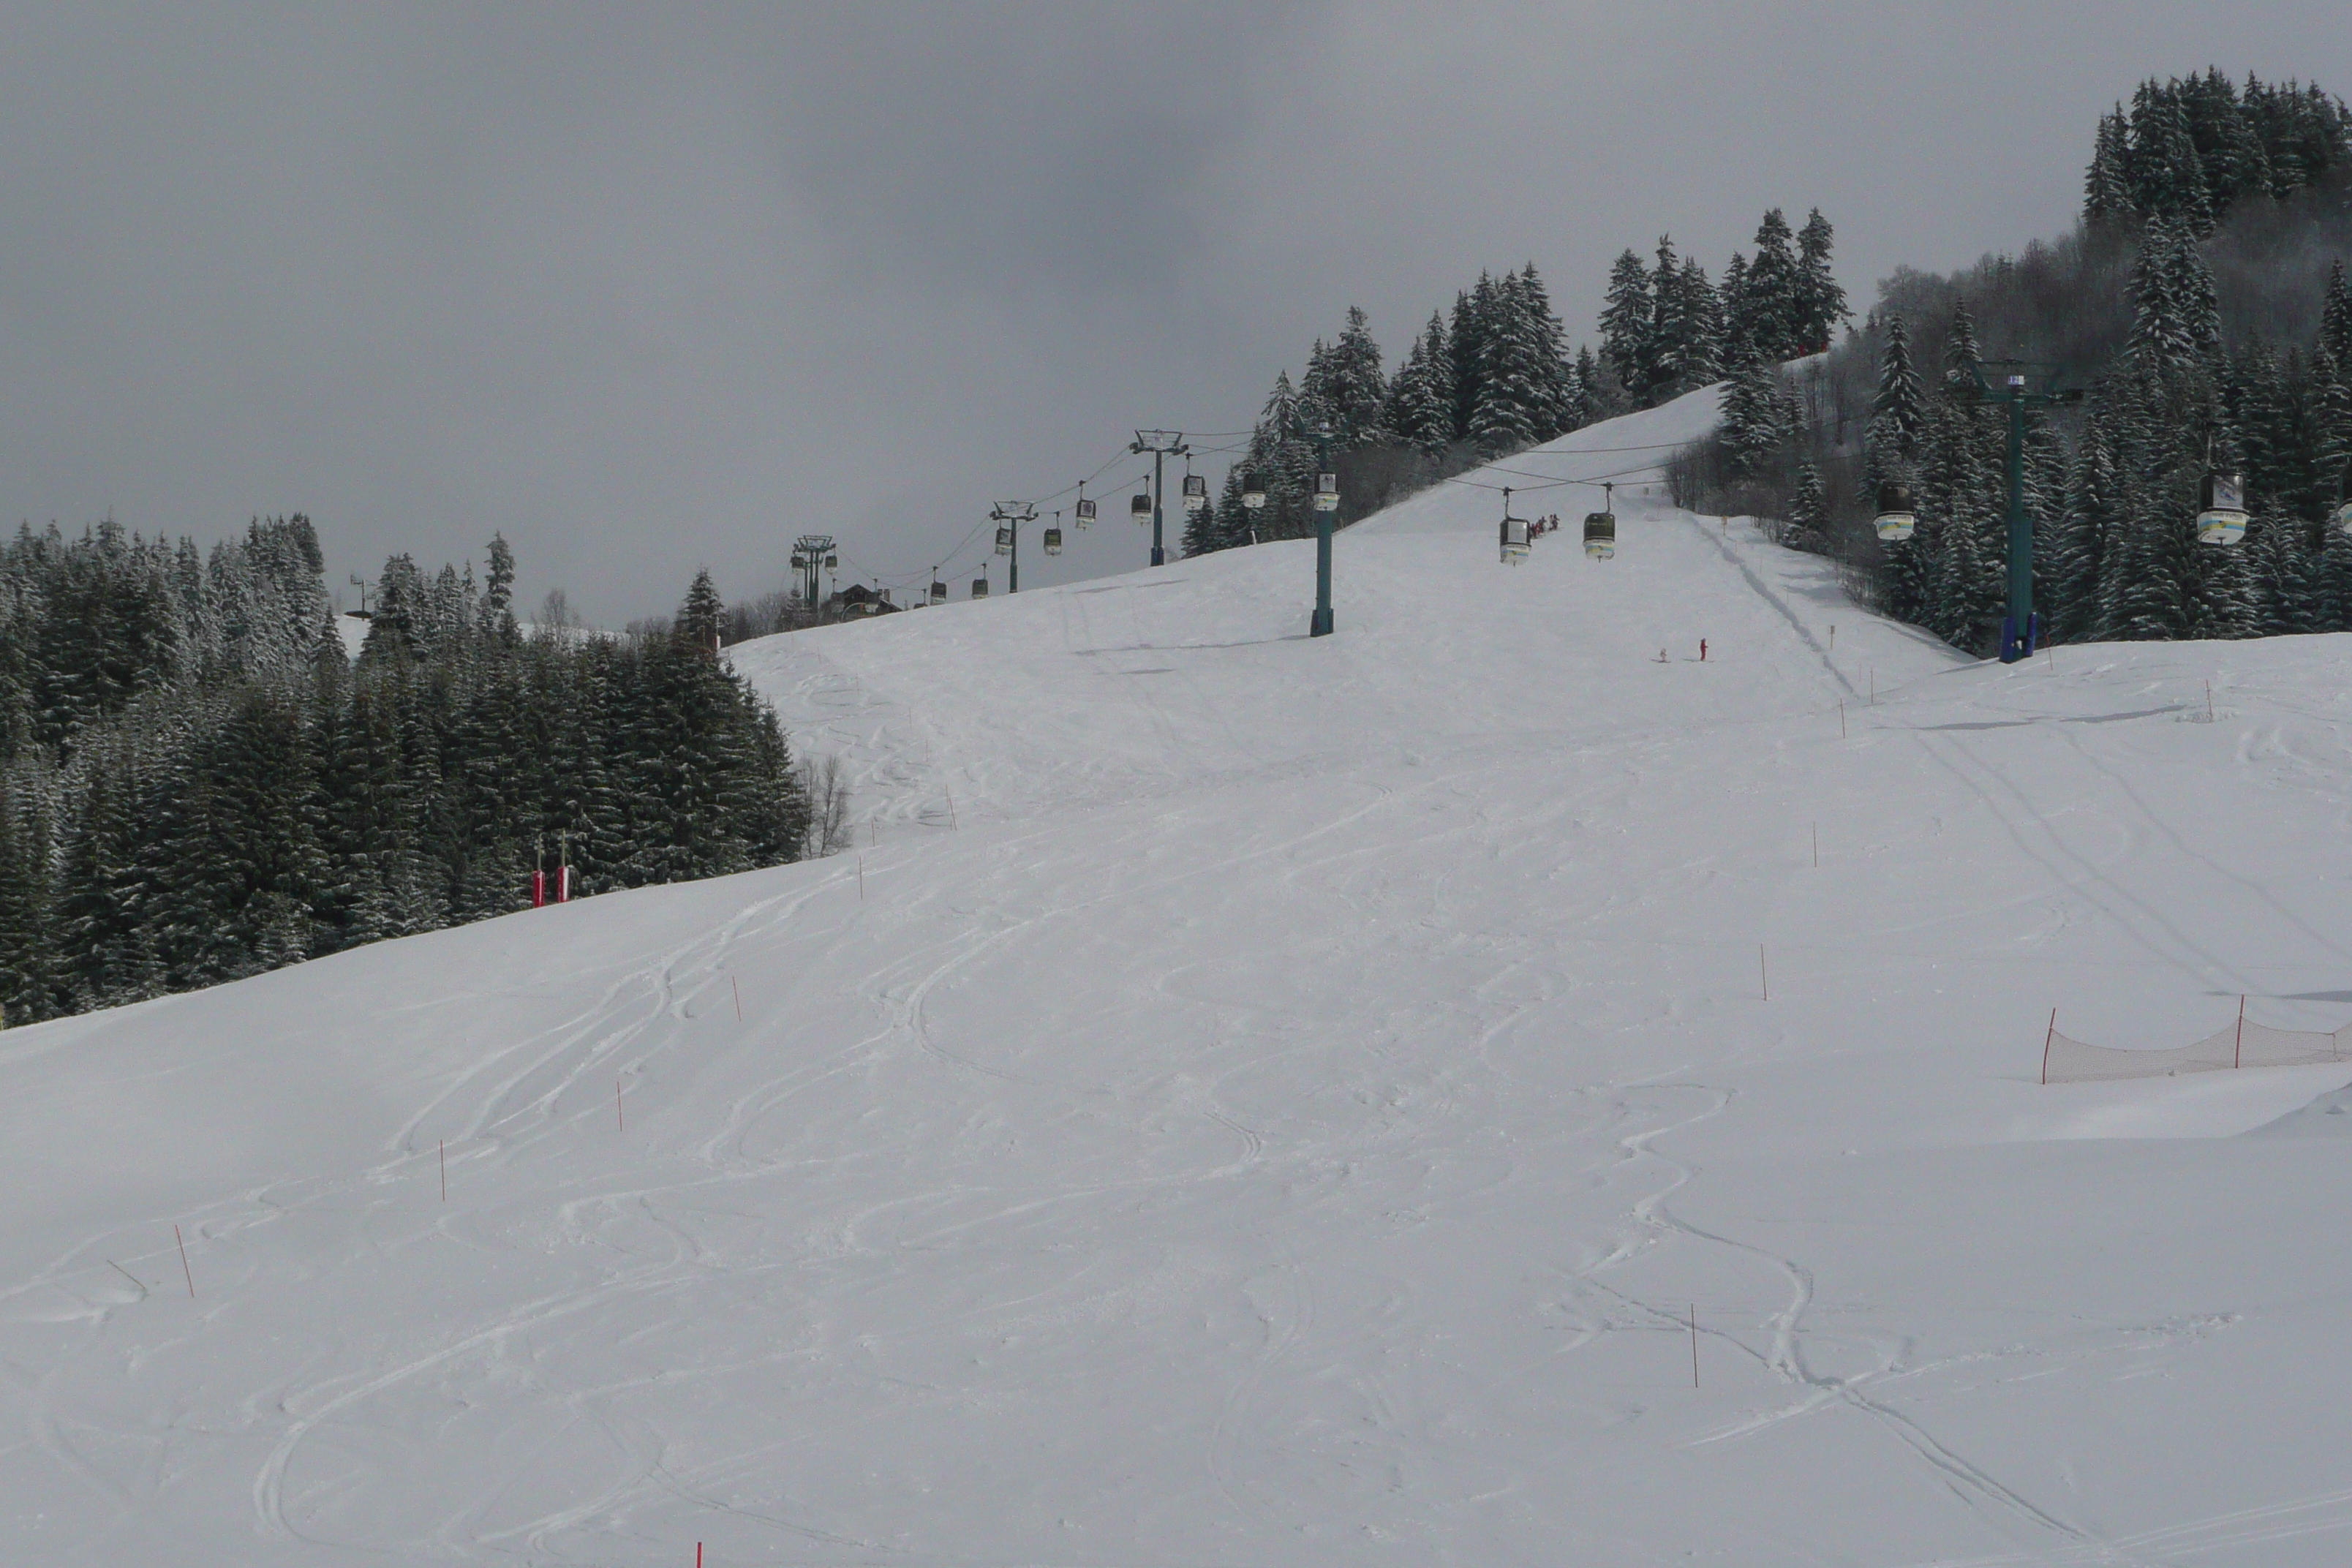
[2196, 471, 2247, 546]
[1873, 481, 1917, 543]
[1583, 510, 1616, 559]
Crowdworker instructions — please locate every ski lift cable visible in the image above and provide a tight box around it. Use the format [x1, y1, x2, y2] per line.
[1444, 457, 1666, 497]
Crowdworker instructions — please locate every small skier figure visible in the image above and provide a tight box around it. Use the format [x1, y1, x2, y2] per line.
[1700, 638, 1708, 662]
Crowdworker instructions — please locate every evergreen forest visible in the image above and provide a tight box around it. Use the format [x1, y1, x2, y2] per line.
[0, 521, 811, 1027]
[1677, 70, 2352, 653]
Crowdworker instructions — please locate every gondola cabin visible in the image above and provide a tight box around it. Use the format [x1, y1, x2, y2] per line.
[1499, 513, 1531, 565]
[995, 526, 1014, 556]
[1583, 511, 1616, 559]
[1130, 491, 1153, 523]
[930, 578, 947, 605]
[791, 554, 807, 570]
[1874, 482, 1916, 543]
[1182, 474, 1207, 513]
[2334, 471, 2352, 535]
[1042, 526, 1063, 556]
[2195, 472, 2247, 546]
[971, 575, 989, 599]
[1241, 474, 1266, 511]
[1074, 497, 1097, 527]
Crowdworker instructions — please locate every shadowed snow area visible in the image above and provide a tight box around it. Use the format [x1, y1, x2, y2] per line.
[11, 389, 2352, 1566]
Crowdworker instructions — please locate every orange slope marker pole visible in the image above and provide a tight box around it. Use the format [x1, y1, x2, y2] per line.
[175, 1224, 195, 1297]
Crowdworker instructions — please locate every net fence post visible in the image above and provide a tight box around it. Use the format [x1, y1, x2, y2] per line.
[2042, 1009, 2056, 1086]
[2235, 994, 2245, 1070]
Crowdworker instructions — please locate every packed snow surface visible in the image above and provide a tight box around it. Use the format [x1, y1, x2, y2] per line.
[12, 385, 2352, 1566]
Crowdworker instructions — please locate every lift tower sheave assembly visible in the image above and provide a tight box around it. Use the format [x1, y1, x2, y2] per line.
[792, 535, 837, 611]
[1131, 431, 1189, 568]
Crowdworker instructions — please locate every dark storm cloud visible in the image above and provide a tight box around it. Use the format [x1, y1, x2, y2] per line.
[0, 4, 2343, 620]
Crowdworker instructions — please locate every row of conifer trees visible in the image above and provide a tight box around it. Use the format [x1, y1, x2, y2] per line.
[1181, 209, 1847, 557]
[1689, 71, 2352, 657]
[0, 525, 809, 1027]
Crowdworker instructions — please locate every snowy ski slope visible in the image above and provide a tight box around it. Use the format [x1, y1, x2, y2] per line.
[10, 387, 2352, 1567]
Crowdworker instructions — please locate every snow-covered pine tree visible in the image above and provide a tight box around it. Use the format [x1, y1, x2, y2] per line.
[1793, 209, 1848, 355]
[1516, 264, 1578, 437]
[1383, 312, 1455, 456]
[1326, 306, 1389, 447]
[2312, 344, 2352, 508]
[1719, 357, 1784, 477]
[1598, 250, 1653, 407]
[1739, 208, 1801, 365]
[1451, 277, 1496, 443]
[2085, 105, 2134, 222]
[2321, 260, 2352, 374]
[1574, 344, 1626, 426]
[1864, 314, 1928, 489]
[676, 568, 725, 653]
[1470, 271, 1548, 456]
[2044, 395, 2117, 643]
[1644, 237, 1720, 403]
[1717, 253, 1752, 371]
[1786, 461, 1829, 552]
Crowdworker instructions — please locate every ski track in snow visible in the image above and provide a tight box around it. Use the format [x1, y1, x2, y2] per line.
[12, 385, 2352, 1565]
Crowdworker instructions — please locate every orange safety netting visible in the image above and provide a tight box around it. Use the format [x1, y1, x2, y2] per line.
[2042, 1009, 2352, 1084]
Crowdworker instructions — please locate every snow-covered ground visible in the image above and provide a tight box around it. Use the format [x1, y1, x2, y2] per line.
[10, 388, 2352, 1566]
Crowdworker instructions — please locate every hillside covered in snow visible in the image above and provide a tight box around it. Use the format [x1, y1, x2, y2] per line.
[9, 391, 2352, 1567]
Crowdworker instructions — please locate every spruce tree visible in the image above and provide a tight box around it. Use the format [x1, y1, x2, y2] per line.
[1740, 208, 1802, 364]
[1865, 314, 1928, 488]
[1597, 250, 1653, 406]
[1719, 358, 1785, 477]
[2085, 106, 2134, 222]
[1793, 209, 1848, 355]
[1383, 312, 1455, 456]
[1326, 306, 1389, 445]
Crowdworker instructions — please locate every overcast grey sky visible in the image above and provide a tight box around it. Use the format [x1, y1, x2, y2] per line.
[2, 3, 2345, 620]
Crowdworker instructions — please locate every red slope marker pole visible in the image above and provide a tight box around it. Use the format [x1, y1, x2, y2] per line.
[175, 1224, 195, 1298]
[2042, 1009, 2057, 1085]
